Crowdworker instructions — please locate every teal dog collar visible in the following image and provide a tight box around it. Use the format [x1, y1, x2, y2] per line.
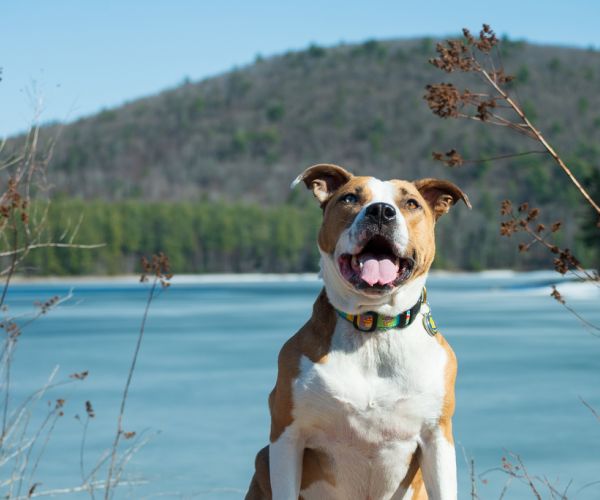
[336, 291, 424, 333]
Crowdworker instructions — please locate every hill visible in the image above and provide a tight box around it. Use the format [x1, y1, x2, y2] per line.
[4, 36, 600, 273]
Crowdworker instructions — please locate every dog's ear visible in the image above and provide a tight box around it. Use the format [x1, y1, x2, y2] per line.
[291, 164, 353, 205]
[414, 178, 472, 220]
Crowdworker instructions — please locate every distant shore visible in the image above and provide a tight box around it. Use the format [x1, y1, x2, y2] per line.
[9, 269, 550, 284]
[7, 271, 599, 300]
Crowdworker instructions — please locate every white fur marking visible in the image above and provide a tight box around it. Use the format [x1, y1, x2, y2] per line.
[294, 317, 449, 499]
[420, 428, 457, 499]
[366, 178, 410, 254]
[367, 178, 400, 208]
[269, 426, 304, 499]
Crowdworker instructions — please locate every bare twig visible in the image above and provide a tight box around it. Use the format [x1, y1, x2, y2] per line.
[11, 479, 148, 499]
[0, 242, 105, 259]
[551, 288, 600, 336]
[579, 396, 600, 422]
[459, 445, 479, 499]
[104, 254, 172, 499]
[433, 149, 547, 167]
[576, 479, 600, 496]
[17, 402, 64, 498]
[514, 455, 542, 500]
[478, 66, 600, 215]
[112, 429, 156, 493]
[469, 458, 478, 500]
[481, 452, 570, 500]
[497, 476, 514, 500]
[78, 406, 96, 500]
[499, 201, 600, 332]
[104, 278, 157, 499]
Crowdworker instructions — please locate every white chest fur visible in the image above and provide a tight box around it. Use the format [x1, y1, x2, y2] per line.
[292, 316, 449, 498]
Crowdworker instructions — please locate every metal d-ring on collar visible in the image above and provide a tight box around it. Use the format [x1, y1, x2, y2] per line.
[420, 288, 439, 336]
[336, 289, 426, 333]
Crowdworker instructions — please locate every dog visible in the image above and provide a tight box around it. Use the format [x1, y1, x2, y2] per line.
[246, 164, 471, 500]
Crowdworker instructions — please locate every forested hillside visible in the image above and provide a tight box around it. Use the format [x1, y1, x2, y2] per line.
[5, 36, 600, 274]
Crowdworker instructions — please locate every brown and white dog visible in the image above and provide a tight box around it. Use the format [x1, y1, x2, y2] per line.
[246, 164, 471, 500]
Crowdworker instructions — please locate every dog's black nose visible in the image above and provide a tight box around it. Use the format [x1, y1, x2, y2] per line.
[366, 202, 396, 223]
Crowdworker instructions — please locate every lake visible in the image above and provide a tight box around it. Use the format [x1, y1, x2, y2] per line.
[3, 272, 600, 499]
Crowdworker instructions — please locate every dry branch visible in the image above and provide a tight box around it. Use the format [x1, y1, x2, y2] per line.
[426, 23, 600, 332]
[103, 254, 172, 499]
[426, 24, 600, 215]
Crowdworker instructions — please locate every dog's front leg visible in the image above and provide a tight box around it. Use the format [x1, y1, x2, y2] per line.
[419, 423, 457, 500]
[269, 426, 304, 500]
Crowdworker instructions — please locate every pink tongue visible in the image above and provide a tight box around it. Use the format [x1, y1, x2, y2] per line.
[359, 253, 399, 286]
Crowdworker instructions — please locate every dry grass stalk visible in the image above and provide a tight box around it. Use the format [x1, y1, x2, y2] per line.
[103, 253, 172, 499]
[11, 478, 148, 499]
[579, 397, 600, 423]
[0, 98, 175, 497]
[498, 200, 600, 333]
[0, 109, 148, 498]
[0, 121, 103, 282]
[0, 364, 82, 498]
[479, 452, 574, 499]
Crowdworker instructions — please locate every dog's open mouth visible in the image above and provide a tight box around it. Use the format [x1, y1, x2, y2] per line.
[338, 235, 414, 291]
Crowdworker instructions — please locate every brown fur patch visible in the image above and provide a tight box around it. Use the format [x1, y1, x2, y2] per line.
[268, 288, 338, 443]
[413, 178, 471, 220]
[298, 163, 354, 205]
[400, 450, 420, 489]
[435, 333, 457, 444]
[245, 446, 336, 499]
[317, 176, 374, 254]
[389, 180, 437, 282]
[410, 468, 427, 500]
[245, 446, 271, 500]
[400, 450, 427, 499]
[300, 448, 336, 489]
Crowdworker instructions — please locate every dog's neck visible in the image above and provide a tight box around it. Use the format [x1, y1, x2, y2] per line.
[319, 250, 427, 316]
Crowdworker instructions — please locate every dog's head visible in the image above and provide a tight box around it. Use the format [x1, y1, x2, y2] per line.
[293, 163, 471, 315]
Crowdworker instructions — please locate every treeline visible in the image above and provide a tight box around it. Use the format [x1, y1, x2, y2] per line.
[14, 199, 597, 276]
[21, 200, 323, 275]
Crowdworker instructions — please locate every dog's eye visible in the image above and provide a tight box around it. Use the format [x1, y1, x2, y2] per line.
[341, 193, 358, 204]
[405, 199, 421, 210]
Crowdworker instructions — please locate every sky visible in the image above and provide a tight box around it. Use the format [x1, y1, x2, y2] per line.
[2, 0, 600, 137]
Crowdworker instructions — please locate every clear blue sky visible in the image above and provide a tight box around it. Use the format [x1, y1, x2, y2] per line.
[2, 0, 599, 137]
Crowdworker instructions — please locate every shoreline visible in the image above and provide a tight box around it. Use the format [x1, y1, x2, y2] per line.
[7, 271, 598, 300]
[8, 269, 572, 285]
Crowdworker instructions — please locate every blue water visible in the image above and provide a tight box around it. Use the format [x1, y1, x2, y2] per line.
[3, 272, 600, 499]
